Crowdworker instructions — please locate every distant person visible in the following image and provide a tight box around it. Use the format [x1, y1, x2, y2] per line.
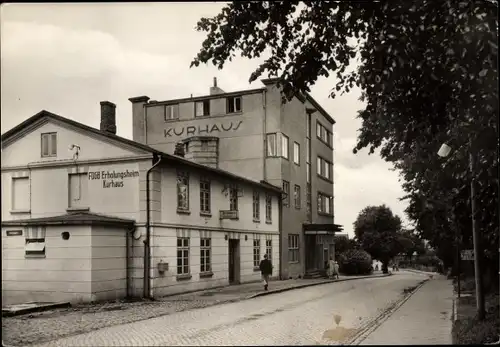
[328, 257, 335, 279]
[333, 261, 340, 279]
[259, 254, 273, 291]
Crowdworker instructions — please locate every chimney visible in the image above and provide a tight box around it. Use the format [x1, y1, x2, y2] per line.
[174, 142, 185, 157]
[100, 101, 117, 135]
[209, 77, 225, 95]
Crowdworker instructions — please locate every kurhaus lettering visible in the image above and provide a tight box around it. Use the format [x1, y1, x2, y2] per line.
[88, 169, 140, 189]
[164, 120, 243, 138]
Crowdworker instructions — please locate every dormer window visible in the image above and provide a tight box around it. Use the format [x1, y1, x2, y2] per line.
[41, 132, 57, 157]
[227, 96, 242, 113]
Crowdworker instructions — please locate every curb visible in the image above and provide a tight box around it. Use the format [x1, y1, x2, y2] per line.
[2, 302, 71, 318]
[346, 278, 430, 345]
[248, 273, 392, 299]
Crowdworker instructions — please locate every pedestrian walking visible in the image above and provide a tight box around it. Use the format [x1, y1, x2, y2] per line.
[259, 254, 273, 291]
[333, 261, 340, 279]
[328, 257, 335, 279]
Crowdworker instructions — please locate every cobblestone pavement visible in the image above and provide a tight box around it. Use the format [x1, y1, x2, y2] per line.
[359, 275, 453, 345]
[2, 274, 384, 346]
[28, 272, 427, 346]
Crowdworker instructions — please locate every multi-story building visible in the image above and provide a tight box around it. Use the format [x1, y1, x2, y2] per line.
[129, 78, 342, 279]
[1, 102, 281, 305]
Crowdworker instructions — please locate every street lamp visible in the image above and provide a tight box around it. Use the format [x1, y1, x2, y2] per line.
[437, 141, 486, 320]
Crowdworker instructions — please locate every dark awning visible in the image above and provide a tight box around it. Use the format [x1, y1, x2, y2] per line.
[303, 223, 343, 234]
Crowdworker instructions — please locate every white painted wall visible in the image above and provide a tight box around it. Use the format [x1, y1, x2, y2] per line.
[1, 225, 92, 305]
[90, 226, 127, 302]
[150, 227, 280, 297]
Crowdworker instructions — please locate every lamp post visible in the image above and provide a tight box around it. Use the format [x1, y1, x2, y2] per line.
[438, 141, 486, 320]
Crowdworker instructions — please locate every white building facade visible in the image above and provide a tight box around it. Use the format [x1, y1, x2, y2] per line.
[1, 103, 282, 305]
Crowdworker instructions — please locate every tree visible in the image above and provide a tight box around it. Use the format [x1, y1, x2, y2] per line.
[353, 205, 403, 273]
[191, 0, 498, 283]
[334, 235, 358, 258]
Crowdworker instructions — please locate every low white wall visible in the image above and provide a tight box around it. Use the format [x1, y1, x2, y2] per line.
[1, 225, 92, 305]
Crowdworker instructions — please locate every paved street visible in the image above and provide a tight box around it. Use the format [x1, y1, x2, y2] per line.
[30, 272, 436, 346]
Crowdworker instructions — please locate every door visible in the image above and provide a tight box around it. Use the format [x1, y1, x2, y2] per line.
[228, 239, 240, 284]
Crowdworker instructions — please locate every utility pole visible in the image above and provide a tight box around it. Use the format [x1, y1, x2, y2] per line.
[469, 148, 485, 320]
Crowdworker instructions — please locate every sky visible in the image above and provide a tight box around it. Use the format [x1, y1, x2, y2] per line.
[0, 2, 409, 237]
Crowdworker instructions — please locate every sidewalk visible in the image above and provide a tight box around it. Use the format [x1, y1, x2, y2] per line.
[2, 273, 389, 347]
[358, 275, 454, 345]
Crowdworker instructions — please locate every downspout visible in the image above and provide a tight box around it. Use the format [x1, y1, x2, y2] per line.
[262, 90, 267, 181]
[278, 190, 284, 280]
[144, 154, 162, 299]
[126, 225, 135, 298]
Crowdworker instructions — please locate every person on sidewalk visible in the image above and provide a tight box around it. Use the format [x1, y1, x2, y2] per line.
[333, 261, 340, 279]
[328, 257, 335, 279]
[259, 254, 273, 291]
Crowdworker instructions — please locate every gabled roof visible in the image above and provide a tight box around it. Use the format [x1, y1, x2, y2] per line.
[1, 110, 283, 195]
[1, 110, 163, 155]
[1, 211, 135, 227]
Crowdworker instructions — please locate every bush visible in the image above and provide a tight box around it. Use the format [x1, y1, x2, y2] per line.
[338, 249, 373, 275]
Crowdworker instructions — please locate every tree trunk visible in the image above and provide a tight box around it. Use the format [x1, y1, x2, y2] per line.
[382, 261, 389, 274]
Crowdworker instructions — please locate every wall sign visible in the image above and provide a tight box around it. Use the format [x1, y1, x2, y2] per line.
[88, 169, 140, 188]
[164, 120, 243, 138]
[6, 230, 23, 236]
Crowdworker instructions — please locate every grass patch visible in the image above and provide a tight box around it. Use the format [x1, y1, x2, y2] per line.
[452, 292, 499, 344]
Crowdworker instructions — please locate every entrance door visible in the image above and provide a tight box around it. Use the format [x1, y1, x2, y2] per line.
[323, 248, 329, 265]
[305, 235, 315, 271]
[228, 239, 240, 284]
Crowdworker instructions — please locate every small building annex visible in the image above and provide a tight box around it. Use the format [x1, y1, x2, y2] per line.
[1, 101, 282, 305]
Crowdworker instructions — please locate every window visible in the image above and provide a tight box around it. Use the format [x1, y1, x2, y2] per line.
[306, 164, 311, 183]
[265, 194, 272, 223]
[281, 134, 289, 159]
[184, 142, 189, 154]
[266, 239, 272, 260]
[25, 226, 46, 257]
[306, 186, 312, 221]
[227, 96, 242, 113]
[177, 171, 189, 211]
[293, 142, 300, 165]
[165, 105, 178, 120]
[317, 192, 333, 215]
[11, 177, 29, 211]
[306, 114, 311, 136]
[306, 138, 311, 163]
[282, 180, 290, 207]
[266, 133, 277, 157]
[199, 178, 211, 214]
[294, 185, 301, 209]
[41, 132, 57, 157]
[195, 100, 210, 117]
[253, 236, 261, 268]
[177, 237, 190, 275]
[253, 191, 260, 221]
[288, 234, 299, 263]
[68, 173, 88, 209]
[316, 121, 333, 147]
[317, 156, 333, 181]
[229, 185, 238, 211]
[200, 238, 211, 273]
[201, 140, 209, 152]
